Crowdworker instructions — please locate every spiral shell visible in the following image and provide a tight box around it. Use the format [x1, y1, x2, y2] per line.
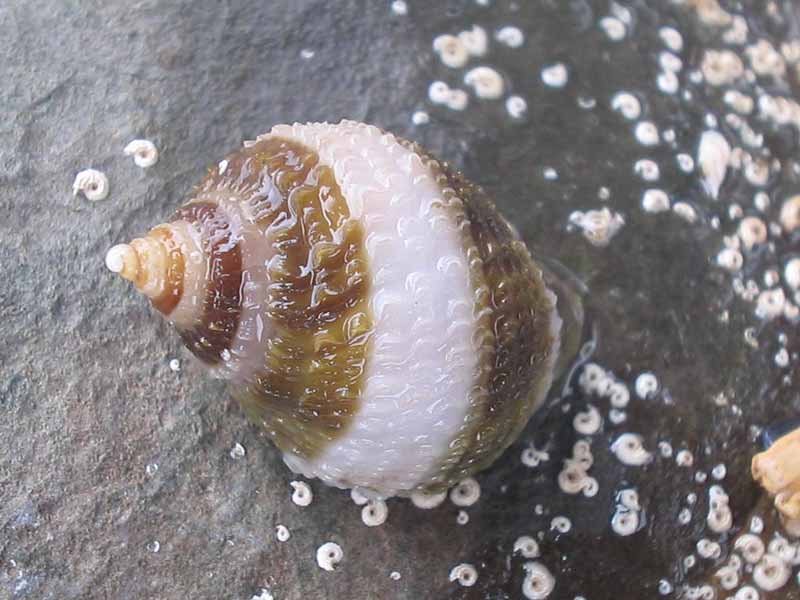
[73, 169, 109, 201]
[106, 120, 582, 497]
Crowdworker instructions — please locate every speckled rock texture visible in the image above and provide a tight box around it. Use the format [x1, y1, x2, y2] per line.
[2, 1, 800, 599]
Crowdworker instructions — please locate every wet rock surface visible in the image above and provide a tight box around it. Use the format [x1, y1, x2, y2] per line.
[1, 0, 800, 598]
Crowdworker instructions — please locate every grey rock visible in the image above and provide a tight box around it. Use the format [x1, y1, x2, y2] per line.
[2, 1, 799, 599]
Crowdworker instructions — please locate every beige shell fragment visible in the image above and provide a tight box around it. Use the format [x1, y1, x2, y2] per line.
[752, 427, 800, 520]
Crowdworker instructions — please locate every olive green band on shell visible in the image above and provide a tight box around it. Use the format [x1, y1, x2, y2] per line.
[402, 139, 561, 491]
[206, 136, 376, 459]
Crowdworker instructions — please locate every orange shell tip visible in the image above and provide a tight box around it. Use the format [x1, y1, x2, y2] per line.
[105, 243, 139, 281]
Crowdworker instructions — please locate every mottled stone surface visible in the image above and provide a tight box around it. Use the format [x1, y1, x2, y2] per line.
[2, 1, 800, 599]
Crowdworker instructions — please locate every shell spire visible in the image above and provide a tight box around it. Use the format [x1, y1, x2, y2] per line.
[106, 223, 199, 318]
[105, 238, 169, 299]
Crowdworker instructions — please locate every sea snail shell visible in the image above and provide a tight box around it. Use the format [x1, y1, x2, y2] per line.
[106, 120, 583, 497]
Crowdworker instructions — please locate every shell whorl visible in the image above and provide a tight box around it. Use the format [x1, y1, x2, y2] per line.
[107, 120, 581, 496]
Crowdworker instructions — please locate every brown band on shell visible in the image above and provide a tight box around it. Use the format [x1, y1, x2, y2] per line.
[400, 139, 560, 489]
[148, 225, 185, 315]
[193, 136, 374, 460]
[455, 185, 560, 476]
[171, 202, 243, 365]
